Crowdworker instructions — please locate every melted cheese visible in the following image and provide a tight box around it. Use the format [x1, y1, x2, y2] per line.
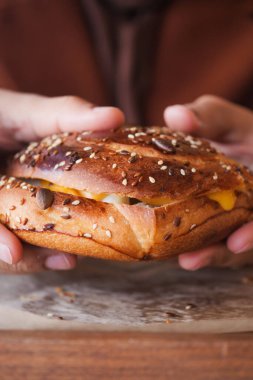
[39, 180, 237, 210]
[207, 190, 236, 211]
[40, 181, 106, 201]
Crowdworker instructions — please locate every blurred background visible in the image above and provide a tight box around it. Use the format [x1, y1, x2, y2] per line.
[0, 0, 252, 124]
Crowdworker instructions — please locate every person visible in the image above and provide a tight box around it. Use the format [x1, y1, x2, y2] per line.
[0, 0, 253, 272]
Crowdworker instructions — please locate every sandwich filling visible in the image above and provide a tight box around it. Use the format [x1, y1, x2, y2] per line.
[36, 180, 237, 211]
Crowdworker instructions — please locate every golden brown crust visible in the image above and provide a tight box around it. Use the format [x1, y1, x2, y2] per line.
[0, 176, 253, 260]
[8, 126, 253, 201]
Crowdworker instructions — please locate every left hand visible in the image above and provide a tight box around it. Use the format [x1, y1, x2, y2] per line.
[164, 95, 253, 270]
[0, 89, 125, 272]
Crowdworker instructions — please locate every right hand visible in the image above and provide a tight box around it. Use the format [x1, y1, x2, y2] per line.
[164, 95, 253, 270]
[0, 89, 125, 272]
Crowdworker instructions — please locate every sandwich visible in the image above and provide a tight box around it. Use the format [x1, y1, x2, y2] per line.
[0, 125, 252, 261]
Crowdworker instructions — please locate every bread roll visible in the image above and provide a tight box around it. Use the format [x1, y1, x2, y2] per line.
[1, 125, 252, 261]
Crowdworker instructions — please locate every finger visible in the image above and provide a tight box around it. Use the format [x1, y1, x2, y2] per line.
[0, 90, 125, 145]
[163, 104, 202, 134]
[0, 245, 77, 273]
[0, 224, 23, 265]
[164, 95, 253, 141]
[45, 253, 77, 270]
[210, 142, 253, 169]
[179, 243, 253, 270]
[178, 245, 220, 271]
[227, 221, 253, 254]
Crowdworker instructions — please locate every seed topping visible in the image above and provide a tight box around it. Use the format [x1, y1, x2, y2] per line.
[36, 188, 54, 210]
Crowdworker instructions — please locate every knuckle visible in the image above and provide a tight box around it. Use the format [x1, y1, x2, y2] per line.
[56, 95, 91, 109]
[195, 94, 223, 107]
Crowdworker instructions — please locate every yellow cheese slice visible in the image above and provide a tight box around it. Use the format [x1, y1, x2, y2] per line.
[39, 180, 237, 210]
[40, 181, 106, 201]
[207, 190, 236, 211]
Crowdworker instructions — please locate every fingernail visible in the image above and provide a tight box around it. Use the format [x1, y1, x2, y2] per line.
[0, 243, 13, 264]
[234, 243, 252, 254]
[165, 105, 202, 129]
[179, 253, 211, 271]
[45, 254, 76, 270]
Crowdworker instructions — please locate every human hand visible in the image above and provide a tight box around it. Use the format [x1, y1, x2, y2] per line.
[0, 89, 124, 272]
[164, 95, 253, 270]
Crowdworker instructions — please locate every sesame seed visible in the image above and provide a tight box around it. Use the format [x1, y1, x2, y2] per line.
[135, 132, 146, 137]
[58, 161, 65, 167]
[131, 152, 137, 157]
[128, 156, 137, 163]
[75, 158, 83, 164]
[14, 152, 20, 159]
[180, 169, 186, 176]
[171, 139, 177, 146]
[89, 152, 96, 158]
[65, 151, 72, 156]
[122, 178, 128, 186]
[83, 146, 92, 151]
[118, 150, 130, 155]
[163, 232, 172, 241]
[72, 200, 80, 206]
[61, 214, 71, 220]
[185, 209, 190, 213]
[15, 216, 21, 223]
[191, 168, 197, 173]
[92, 223, 98, 230]
[173, 216, 181, 227]
[109, 216, 115, 223]
[20, 154, 26, 163]
[23, 217, 28, 225]
[63, 207, 70, 213]
[158, 160, 163, 165]
[51, 138, 62, 148]
[190, 224, 197, 230]
[106, 230, 112, 238]
[54, 164, 59, 170]
[83, 233, 92, 238]
[160, 165, 167, 170]
[112, 163, 117, 169]
[128, 134, 135, 139]
[121, 171, 127, 178]
[213, 172, 218, 180]
[81, 131, 92, 136]
[149, 176, 156, 183]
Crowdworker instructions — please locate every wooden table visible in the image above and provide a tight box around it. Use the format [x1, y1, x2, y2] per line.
[0, 331, 252, 380]
[0, 260, 253, 379]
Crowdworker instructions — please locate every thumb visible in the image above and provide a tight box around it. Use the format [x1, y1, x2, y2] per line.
[164, 95, 253, 141]
[0, 223, 23, 265]
[0, 89, 125, 146]
[164, 104, 202, 134]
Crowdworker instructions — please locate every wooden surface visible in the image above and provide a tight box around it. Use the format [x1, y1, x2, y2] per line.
[0, 331, 253, 380]
[1, 260, 253, 379]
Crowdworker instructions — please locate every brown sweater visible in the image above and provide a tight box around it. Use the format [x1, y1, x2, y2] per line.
[0, 0, 252, 124]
